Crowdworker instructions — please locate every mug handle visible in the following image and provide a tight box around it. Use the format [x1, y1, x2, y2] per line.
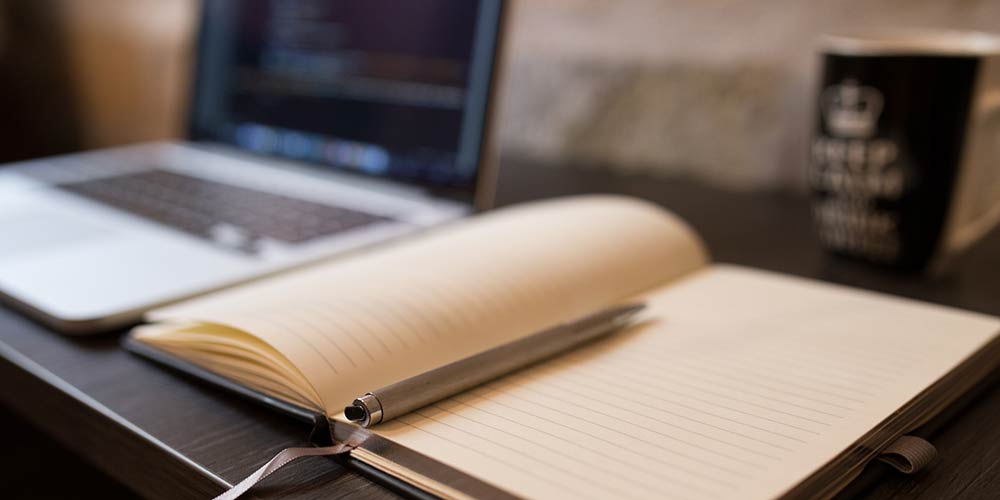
[938, 91, 1000, 256]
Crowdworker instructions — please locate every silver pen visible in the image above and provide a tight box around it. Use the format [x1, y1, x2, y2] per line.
[344, 303, 645, 427]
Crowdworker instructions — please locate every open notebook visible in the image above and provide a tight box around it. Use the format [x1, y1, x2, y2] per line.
[127, 196, 1000, 499]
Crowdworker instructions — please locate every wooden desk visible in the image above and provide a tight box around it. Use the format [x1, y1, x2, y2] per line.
[1, 160, 998, 499]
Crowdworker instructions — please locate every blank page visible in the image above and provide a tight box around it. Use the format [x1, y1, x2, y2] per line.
[139, 196, 707, 414]
[372, 265, 999, 500]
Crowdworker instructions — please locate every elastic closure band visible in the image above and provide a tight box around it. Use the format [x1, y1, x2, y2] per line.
[877, 435, 937, 474]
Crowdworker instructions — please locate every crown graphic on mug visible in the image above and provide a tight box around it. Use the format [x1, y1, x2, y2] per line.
[821, 80, 884, 138]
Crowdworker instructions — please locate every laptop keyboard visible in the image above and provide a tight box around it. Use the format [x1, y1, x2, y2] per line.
[58, 169, 390, 252]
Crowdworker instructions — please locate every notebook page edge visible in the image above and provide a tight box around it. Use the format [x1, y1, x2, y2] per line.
[137, 195, 710, 415]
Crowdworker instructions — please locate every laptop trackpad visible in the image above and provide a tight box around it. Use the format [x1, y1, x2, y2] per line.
[0, 209, 114, 259]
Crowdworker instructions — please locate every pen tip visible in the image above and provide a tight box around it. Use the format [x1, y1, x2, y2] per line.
[344, 405, 366, 422]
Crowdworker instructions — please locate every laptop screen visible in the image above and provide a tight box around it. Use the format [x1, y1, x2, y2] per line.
[188, 0, 503, 196]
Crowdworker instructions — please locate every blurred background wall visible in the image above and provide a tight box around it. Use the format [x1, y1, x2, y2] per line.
[500, 0, 1000, 191]
[52, 0, 195, 149]
[4, 0, 1000, 190]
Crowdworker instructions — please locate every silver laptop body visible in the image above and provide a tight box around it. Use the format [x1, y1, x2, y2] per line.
[0, 0, 505, 333]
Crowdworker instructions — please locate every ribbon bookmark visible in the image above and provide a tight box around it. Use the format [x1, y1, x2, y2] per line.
[213, 442, 357, 500]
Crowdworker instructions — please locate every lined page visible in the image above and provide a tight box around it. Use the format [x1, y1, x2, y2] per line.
[139, 196, 708, 413]
[373, 265, 1000, 500]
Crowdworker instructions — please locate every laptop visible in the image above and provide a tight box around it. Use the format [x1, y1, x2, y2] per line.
[0, 0, 505, 334]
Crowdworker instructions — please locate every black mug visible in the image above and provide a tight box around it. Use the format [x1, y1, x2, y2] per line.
[810, 31, 1000, 271]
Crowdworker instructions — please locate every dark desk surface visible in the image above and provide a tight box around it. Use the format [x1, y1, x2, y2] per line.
[1, 160, 999, 499]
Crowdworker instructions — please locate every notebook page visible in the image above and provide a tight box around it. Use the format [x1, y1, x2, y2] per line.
[372, 265, 1000, 500]
[141, 196, 707, 414]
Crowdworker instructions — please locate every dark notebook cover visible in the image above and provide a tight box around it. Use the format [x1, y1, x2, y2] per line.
[123, 337, 515, 499]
